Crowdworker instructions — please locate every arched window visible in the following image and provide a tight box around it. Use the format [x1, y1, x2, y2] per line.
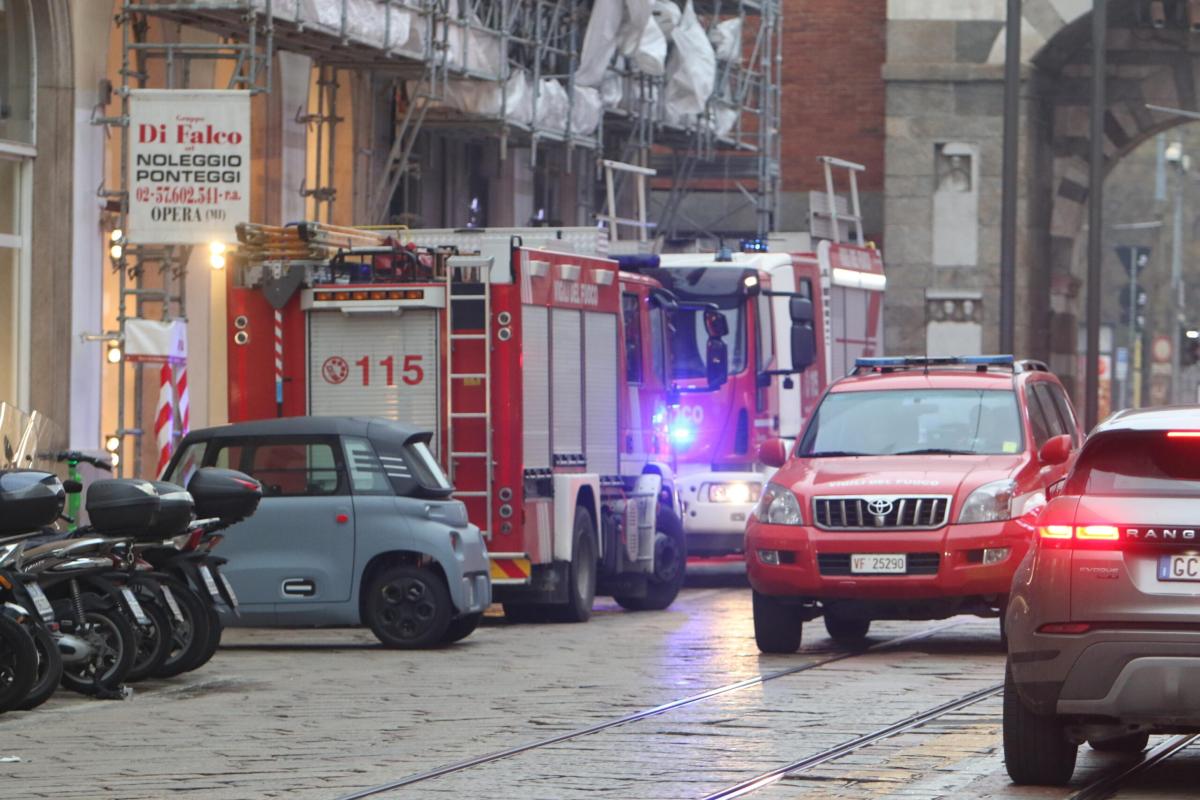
[0, 0, 34, 406]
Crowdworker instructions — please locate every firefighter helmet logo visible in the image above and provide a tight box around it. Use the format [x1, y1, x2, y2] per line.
[322, 356, 349, 384]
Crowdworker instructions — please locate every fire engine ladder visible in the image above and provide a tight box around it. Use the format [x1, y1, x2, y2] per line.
[813, 156, 866, 246]
[445, 254, 494, 539]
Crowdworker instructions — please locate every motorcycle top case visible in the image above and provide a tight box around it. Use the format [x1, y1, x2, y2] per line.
[0, 470, 66, 537]
[146, 481, 195, 538]
[86, 479, 161, 536]
[187, 468, 262, 523]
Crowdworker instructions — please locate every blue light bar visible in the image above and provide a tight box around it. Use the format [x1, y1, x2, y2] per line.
[854, 355, 1016, 369]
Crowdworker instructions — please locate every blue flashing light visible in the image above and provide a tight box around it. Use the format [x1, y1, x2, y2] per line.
[854, 355, 1015, 369]
[669, 421, 695, 447]
[740, 238, 769, 253]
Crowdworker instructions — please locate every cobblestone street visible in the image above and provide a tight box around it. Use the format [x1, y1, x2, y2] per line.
[3, 569, 1197, 799]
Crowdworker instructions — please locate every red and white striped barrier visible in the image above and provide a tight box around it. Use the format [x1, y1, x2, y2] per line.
[154, 362, 175, 478]
[175, 361, 190, 435]
[274, 309, 284, 415]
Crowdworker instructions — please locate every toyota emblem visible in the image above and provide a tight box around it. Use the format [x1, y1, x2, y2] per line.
[866, 498, 894, 516]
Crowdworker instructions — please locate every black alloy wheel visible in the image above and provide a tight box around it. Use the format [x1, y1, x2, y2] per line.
[16, 623, 63, 710]
[0, 615, 38, 713]
[60, 600, 137, 696]
[151, 578, 213, 678]
[365, 565, 452, 648]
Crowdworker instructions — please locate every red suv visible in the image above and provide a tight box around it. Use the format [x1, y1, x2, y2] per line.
[745, 356, 1082, 653]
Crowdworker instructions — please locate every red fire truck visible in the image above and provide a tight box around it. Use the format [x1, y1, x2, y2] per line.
[226, 224, 725, 620]
[644, 239, 886, 556]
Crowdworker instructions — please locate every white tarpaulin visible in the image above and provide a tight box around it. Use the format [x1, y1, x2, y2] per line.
[125, 319, 188, 364]
[576, 0, 624, 87]
[652, 0, 682, 38]
[631, 16, 666, 75]
[536, 79, 571, 132]
[127, 90, 250, 245]
[442, 71, 533, 126]
[710, 17, 742, 62]
[571, 86, 603, 136]
[663, 1, 716, 119]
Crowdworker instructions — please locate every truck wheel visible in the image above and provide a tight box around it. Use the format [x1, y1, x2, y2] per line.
[823, 612, 870, 647]
[548, 506, 598, 623]
[1003, 664, 1077, 785]
[615, 509, 686, 611]
[364, 565, 452, 648]
[441, 613, 482, 644]
[753, 591, 802, 653]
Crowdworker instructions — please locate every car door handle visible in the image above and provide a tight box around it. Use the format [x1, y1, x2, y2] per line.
[282, 579, 316, 597]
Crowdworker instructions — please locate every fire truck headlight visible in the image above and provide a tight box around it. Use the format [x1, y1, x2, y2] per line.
[669, 421, 694, 446]
[706, 482, 760, 505]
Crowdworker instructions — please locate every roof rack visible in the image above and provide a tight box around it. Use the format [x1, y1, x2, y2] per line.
[851, 355, 1047, 376]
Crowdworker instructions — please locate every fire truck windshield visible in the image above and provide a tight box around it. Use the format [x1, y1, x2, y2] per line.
[798, 389, 1024, 457]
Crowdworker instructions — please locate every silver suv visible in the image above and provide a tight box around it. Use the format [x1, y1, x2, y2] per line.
[1005, 407, 1200, 784]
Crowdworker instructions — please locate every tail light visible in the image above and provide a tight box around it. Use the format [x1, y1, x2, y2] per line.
[1038, 524, 1122, 548]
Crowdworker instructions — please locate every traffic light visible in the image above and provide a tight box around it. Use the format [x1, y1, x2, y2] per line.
[1181, 327, 1200, 367]
[1120, 283, 1148, 328]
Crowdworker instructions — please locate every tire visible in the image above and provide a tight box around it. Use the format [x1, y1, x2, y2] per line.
[547, 507, 598, 623]
[364, 565, 453, 648]
[16, 624, 63, 711]
[59, 599, 137, 696]
[1003, 663, 1078, 785]
[1089, 731, 1150, 753]
[0, 615, 38, 713]
[999, 596, 1009, 647]
[124, 593, 173, 682]
[823, 612, 871, 647]
[752, 591, 802, 654]
[615, 509, 686, 612]
[150, 579, 213, 679]
[441, 613, 482, 644]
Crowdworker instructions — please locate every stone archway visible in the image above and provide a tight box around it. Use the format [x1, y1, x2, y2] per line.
[883, 1, 1200, 396]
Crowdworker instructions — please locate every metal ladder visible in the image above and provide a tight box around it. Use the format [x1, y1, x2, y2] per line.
[813, 156, 866, 246]
[600, 159, 658, 255]
[444, 254, 493, 539]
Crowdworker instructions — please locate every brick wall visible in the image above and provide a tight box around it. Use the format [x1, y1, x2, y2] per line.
[780, 0, 887, 194]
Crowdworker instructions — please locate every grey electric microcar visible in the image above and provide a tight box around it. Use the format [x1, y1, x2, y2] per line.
[163, 417, 491, 648]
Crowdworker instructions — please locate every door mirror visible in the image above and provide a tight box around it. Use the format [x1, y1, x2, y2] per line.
[1039, 434, 1072, 467]
[789, 297, 814, 324]
[706, 337, 729, 390]
[1047, 478, 1066, 499]
[704, 308, 729, 338]
[759, 438, 789, 468]
[791, 324, 816, 373]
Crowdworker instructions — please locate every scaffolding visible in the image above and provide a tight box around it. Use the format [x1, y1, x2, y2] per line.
[95, 1, 275, 476]
[131, 0, 781, 240]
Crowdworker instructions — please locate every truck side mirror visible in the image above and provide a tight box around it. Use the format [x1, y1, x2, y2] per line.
[789, 298, 816, 373]
[706, 337, 729, 390]
[759, 438, 788, 468]
[704, 308, 729, 338]
[789, 297, 814, 324]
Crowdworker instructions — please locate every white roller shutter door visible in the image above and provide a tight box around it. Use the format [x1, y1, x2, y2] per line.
[522, 305, 552, 469]
[551, 308, 583, 458]
[584, 312, 619, 475]
[308, 310, 440, 438]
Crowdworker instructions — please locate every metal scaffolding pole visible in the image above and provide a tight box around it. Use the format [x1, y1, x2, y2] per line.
[999, 0, 1020, 354]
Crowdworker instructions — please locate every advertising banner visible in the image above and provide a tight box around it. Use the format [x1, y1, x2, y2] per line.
[127, 90, 251, 244]
[125, 319, 188, 364]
